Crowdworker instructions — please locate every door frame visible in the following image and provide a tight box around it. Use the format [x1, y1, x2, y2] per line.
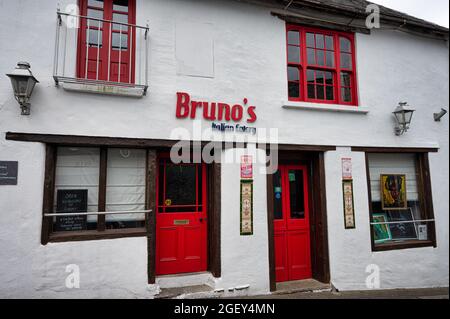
[146, 150, 221, 283]
[267, 151, 330, 291]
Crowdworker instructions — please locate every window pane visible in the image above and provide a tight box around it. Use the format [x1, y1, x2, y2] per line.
[340, 53, 352, 69]
[105, 149, 146, 230]
[307, 69, 315, 83]
[288, 170, 305, 219]
[307, 48, 316, 64]
[113, 0, 129, 12]
[288, 82, 300, 98]
[112, 33, 128, 50]
[287, 31, 300, 45]
[306, 33, 315, 47]
[87, 9, 103, 27]
[316, 34, 325, 49]
[316, 85, 325, 100]
[53, 147, 100, 232]
[367, 154, 431, 247]
[317, 50, 325, 66]
[316, 71, 324, 84]
[340, 37, 352, 53]
[87, 29, 102, 47]
[288, 66, 299, 81]
[273, 171, 283, 220]
[326, 86, 334, 100]
[325, 36, 334, 50]
[88, 0, 104, 8]
[113, 13, 129, 30]
[325, 71, 333, 85]
[341, 87, 352, 102]
[288, 45, 300, 63]
[307, 84, 315, 99]
[341, 72, 352, 87]
[165, 165, 197, 206]
[325, 51, 335, 67]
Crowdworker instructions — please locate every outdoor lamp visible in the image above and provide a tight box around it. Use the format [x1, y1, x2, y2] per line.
[393, 102, 415, 136]
[6, 62, 39, 115]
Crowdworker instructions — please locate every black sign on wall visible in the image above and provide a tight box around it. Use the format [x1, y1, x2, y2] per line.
[55, 189, 88, 232]
[0, 161, 18, 185]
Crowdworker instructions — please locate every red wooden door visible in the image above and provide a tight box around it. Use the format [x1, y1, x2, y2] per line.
[78, 0, 136, 83]
[274, 165, 312, 282]
[156, 158, 208, 276]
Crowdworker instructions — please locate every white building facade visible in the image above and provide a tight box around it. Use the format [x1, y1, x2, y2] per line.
[0, 0, 448, 298]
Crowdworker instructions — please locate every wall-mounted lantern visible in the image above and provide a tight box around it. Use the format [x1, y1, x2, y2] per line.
[6, 62, 39, 115]
[393, 102, 415, 136]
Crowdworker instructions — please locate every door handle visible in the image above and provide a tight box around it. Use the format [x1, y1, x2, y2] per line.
[199, 218, 207, 223]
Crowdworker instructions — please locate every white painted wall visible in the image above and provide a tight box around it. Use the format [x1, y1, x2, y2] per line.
[0, 0, 448, 297]
[216, 148, 270, 297]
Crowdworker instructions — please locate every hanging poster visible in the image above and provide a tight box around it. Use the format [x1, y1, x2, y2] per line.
[342, 158, 353, 180]
[240, 155, 253, 179]
[240, 180, 253, 236]
[342, 180, 356, 229]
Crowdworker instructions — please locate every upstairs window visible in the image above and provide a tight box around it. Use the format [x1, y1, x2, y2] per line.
[77, 0, 136, 84]
[287, 25, 358, 106]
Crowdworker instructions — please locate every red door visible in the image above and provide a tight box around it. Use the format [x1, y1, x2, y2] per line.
[78, 0, 136, 83]
[156, 158, 208, 276]
[274, 165, 312, 282]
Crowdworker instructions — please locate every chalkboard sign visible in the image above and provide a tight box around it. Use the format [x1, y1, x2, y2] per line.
[55, 190, 88, 232]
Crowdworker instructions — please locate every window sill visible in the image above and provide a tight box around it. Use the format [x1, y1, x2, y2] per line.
[47, 227, 148, 244]
[283, 101, 369, 114]
[373, 240, 436, 252]
[55, 76, 148, 98]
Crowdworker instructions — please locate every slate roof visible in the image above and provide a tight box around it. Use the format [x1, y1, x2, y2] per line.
[286, 0, 449, 33]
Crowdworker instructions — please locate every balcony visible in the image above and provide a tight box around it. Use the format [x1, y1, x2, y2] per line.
[53, 10, 149, 97]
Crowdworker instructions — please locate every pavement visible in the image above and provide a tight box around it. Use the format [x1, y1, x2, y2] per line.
[246, 287, 449, 299]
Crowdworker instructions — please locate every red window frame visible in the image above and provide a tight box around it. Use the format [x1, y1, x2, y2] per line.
[286, 24, 359, 106]
[77, 0, 136, 84]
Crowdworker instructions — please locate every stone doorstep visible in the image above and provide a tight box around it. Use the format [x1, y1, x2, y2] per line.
[273, 279, 331, 296]
[156, 285, 215, 299]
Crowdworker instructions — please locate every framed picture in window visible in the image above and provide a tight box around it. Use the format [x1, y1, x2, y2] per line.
[373, 213, 392, 244]
[387, 209, 418, 241]
[381, 174, 407, 210]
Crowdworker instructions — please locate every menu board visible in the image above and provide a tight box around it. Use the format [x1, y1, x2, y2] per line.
[0, 161, 18, 185]
[55, 190, 88, 232]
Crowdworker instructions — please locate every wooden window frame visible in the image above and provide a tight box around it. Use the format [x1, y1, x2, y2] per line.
[41, 145, 151, 245]
[363, 151, 437, 252]
[286, 24, 359, 106]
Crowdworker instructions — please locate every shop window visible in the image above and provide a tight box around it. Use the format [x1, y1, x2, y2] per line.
[366, 153, 436, 251]
[49, 147, 149, 240]
[286, 25, 358, 106]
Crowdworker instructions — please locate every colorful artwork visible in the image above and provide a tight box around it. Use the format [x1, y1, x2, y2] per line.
[381, 174, 407, 210]
[240, 180, 254, 235]
[373, 213, 392, 243]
